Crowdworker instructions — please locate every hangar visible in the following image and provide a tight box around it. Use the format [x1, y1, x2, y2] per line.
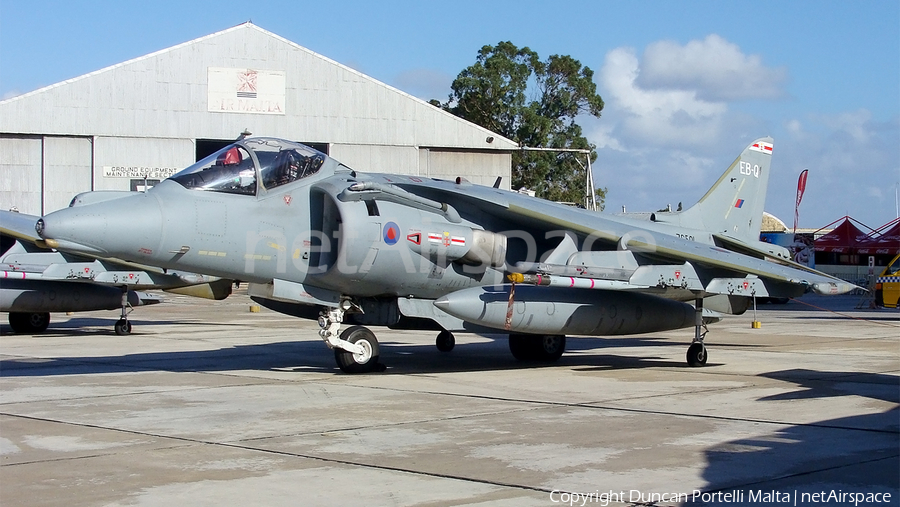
[0, 22, 515, 216]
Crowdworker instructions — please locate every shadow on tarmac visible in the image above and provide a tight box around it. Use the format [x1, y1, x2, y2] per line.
[687, 369, 899, 505]
[0, 330, 729, 377]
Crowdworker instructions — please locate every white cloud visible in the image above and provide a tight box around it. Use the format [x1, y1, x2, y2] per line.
[637, 34, 788, 101]
[599, 46, 728, 149]
[588, 35, 897, 228]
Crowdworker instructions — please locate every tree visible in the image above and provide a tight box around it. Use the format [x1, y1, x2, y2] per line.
[436, 42, 606, 209]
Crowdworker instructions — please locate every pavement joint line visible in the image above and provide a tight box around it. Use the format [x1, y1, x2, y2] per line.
[232, 405, 545, 444]
[8, 405, 897, 502]
[0, 381, 277, 407]
[0, 412, 555, 496]
[335, 379, 749, 405]
[0, 442, 198, 468]
[344, 385, 900, 435]
[3, 452, 125, 468]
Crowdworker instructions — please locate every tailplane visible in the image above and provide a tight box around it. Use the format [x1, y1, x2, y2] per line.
[670, 137, 773, 243]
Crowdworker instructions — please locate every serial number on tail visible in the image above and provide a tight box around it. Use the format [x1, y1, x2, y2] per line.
[740, 161, 761, 178]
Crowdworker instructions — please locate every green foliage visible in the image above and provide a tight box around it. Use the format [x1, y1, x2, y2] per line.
[438, 42, 606, 209]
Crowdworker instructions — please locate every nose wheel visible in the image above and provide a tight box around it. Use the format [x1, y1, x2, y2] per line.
[319, 302, 384, 373]
[333, 326, 383, 373]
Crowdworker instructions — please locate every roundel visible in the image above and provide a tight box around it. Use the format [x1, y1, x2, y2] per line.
[383, 222, 400, 245]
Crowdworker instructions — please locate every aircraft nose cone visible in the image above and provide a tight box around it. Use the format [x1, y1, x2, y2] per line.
[40, 192, 164, 259]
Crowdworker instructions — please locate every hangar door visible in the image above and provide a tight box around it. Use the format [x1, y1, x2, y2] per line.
[0, 137, 42, 215]
[0, 136, 93, 216]
[422, 149, 511, 190]
[44, 137, 93, 214]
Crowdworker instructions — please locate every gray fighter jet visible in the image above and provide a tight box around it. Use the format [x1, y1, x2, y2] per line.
[35, 137, 855, 372]
[2, 209, 232, 334]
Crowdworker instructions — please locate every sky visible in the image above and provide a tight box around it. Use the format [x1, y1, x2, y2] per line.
[1, 0, 898, 230]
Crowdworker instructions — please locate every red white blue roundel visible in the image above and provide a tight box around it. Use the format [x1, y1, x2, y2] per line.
[383, 222, 400, 245]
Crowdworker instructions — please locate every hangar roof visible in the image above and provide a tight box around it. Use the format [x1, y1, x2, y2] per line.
[0, 22, 516, 151]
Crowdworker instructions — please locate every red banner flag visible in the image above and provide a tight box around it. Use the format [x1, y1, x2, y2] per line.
[793, 169, 809, 232]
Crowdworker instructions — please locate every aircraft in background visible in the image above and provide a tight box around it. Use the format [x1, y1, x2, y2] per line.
[1, 209, 232, 334]
[34, 137, 855, 372]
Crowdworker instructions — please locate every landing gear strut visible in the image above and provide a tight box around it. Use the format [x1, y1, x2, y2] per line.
[508, 334, 566, 362]
[318, 300, 383, 373]
[114, 287, 133, 336]
[687, 298, 708, 367]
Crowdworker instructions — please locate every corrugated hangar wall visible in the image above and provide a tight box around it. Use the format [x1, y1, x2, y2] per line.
[0, 136, 93, 215]
[0, 22, 514, 215]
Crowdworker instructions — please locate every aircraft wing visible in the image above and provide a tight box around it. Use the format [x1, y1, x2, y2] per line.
[508, 202, 854, 294]
[375, 178, 856, 298]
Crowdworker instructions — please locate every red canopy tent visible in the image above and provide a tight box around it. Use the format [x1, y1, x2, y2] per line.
[813, 216, 874, 253]
[857, 218, 900, 256]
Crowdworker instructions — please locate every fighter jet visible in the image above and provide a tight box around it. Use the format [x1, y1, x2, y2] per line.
[34, 137, 855, 372]
[2, 209, 232, 334]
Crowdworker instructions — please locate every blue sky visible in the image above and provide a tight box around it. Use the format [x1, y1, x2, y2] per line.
[2, 0, 898, 229]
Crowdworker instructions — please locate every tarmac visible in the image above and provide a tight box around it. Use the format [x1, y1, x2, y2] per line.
[0, 291, 897, 506]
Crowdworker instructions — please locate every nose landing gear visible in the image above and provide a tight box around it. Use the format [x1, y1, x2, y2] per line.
[318, 301, 384, 373]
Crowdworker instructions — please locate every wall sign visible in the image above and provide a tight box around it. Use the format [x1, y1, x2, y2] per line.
[208, 67, 286, 115]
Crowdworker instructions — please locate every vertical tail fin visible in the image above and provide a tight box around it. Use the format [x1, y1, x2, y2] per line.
[678, 137, 774, 242]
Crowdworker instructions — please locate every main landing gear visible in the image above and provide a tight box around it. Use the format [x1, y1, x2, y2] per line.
[508, 334, 566, 362]
[687, 298, 708, 367]
[436, 329, 455, 352]
[7, 312, 51, 334]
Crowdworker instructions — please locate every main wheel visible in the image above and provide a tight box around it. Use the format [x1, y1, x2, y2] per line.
[8, 312, 50, 334]
[533, 335, 566, 362]
[334, 326, 381, 373]
[508, 334, 534, 361]
[436, 330, 455, 352]
[509, 334, 566, 362]
[114, 319, 132, 336]
[686, 342, 708, 367]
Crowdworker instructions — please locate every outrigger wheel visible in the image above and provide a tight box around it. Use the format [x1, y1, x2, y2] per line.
[686, 342, 707, 367]
[114, 287, 133, 335]
[114, 319, 133, 336]
[334, 325, 382, 373]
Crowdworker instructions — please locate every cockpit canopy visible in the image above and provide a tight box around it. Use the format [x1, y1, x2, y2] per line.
[170, 138, 327, 196]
